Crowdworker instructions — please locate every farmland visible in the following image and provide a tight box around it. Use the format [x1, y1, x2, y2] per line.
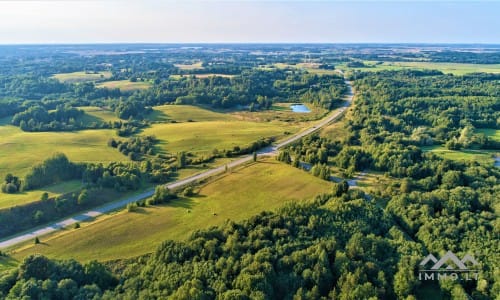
[8, 159, 332, 262]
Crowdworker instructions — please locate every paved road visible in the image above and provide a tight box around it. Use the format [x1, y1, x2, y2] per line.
[0, 80, 354, 250]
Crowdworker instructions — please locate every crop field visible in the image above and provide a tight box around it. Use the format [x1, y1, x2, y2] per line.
[0, 122, 129, 180]
[52, 71, 112, 83]
[9, 159, 332, 263]
[141, 120, 297, 156]
[96, 80, 151, 92]
[339, 61, 500, 75]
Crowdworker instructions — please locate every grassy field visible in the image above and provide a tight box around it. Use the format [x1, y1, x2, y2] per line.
[96, 80, 151, 92]
[269, 63, 338, 75]
[142, 120, 297, 156]
[174, 62, 204, 70]
[8, 160, 332, 263]
[79, 106, 121, 123]
[170, 74, 235, 80]
[229, 103, 328, 124]
[320, 121, 349, 141]
[422, 145, 495, 164]
[52, 71, 112, 83]
[339, 61, 500, 75]
[149, 105, 235, 123]
[0, 121, 129, 180]
[477, 128, 500, 142]
[0, 180, 82, 210]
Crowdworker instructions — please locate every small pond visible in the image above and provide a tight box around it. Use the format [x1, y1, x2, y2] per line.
[290, 104, 311, 113]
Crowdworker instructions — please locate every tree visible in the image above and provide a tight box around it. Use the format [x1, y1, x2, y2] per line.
[77, 189, 89, 205]
[177, 152, 187, 168]
[40, 192, 49, 201]
[34, 237, 40, 244]
[332, 180, 349, 197]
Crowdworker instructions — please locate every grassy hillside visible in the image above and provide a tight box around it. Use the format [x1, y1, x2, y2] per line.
[9, 160, 332, 262]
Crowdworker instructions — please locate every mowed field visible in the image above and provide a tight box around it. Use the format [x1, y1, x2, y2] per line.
[96, 80, 151, 92]
[52, 71, 112, 83]
[9, 160, 332, 263]
[339, 61, 500, 75]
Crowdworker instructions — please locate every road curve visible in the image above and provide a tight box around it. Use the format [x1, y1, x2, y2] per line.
[0, 80, 354, 250]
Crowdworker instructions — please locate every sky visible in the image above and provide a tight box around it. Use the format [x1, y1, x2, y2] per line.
[0, 0, 498, 44]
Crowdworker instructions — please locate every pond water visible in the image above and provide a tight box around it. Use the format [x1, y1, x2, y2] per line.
[290, 104, 311, 113]
[495, 156, 500, 168]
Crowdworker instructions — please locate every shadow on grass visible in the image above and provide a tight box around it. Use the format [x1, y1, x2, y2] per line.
[167, 197, 196, 209]
[129, 207, 151, 215]
[147, 110, 170, 122]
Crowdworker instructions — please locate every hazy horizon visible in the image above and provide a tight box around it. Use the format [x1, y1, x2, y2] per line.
[0, 0, 499, 44]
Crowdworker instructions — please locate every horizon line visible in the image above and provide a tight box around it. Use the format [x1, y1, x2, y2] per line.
[0, 42, 499, 46]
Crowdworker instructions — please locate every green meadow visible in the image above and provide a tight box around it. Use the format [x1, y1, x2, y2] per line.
[52, 71, 112, 83]
[477, 128, 500, 142]
[96, 80, 151, 92]
[149, 105, 235, 122]
[422, 145, 495, 164]
[79, 106, 122, 123]
[174, 62, 204, 70]
[142, 120, 297, 156]
[0, 122, 128, 180]
[339, 61, 500, 75]
[9, 159, 332, 263]
[0, 180, 82, 210]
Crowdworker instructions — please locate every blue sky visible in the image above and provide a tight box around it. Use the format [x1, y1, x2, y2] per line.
[0, 0, 498, 44]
